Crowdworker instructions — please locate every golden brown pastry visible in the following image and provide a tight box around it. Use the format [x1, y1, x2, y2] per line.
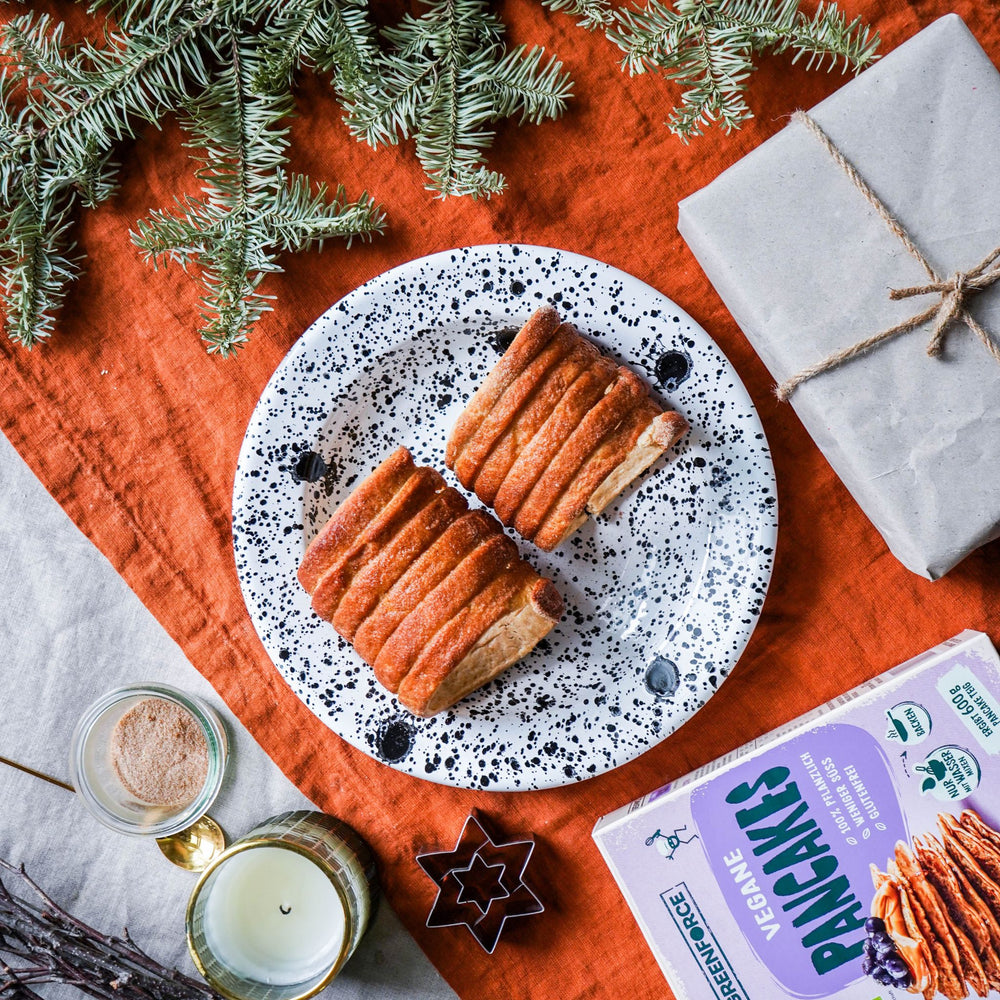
[298, 447, 412, 592]
[492, 358, 618, 523]
[472, 337, 605, 506]
[298, 447, 562, 717]
[452, 324, 576, 489]
[352, 510, 496, 665]
[332, 489, 468, 641]
[446, 307, 689, 550]
[446, 306, 561, 468]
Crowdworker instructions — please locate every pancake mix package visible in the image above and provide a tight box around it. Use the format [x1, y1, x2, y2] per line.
[594, 630, 1000, 999]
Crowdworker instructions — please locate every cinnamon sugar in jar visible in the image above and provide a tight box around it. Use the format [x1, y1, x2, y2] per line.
[70, 684, 228, 836]
[111, 697, 210, 807]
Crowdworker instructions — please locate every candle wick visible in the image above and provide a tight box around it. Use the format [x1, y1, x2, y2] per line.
[279, 904, 292, 915]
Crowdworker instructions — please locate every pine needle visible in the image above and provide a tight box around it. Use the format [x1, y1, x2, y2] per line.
[346, 0, 572, 199]
[608, 0, 879, 140]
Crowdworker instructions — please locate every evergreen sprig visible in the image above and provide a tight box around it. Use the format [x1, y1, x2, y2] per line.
[0, 0, 877, 351]
[608, 0, 879, 140]
[131, 26, 383, 355]
[252, 0, 379, 99]
[539, 0, 614, 30]
[346, 0, 573, 198]
[0, 1, 387, 352]
[0, 4, 222, 346]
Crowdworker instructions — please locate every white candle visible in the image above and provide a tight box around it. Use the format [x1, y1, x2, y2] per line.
[203, 846, 347, 986]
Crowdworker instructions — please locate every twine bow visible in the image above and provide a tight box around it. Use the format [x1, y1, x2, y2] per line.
[775, 111, 1000, 401]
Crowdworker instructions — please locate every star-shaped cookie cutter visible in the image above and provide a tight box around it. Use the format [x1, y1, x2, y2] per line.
[416, 811, 544, 953]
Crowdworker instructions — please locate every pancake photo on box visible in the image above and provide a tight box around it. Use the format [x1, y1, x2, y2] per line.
[445, 306, 689, 551]
[297, 447, 563, 718]
[865, 810, 1000, 999]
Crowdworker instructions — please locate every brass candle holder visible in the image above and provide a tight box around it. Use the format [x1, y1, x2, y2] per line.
[187, 811, 378, 1000]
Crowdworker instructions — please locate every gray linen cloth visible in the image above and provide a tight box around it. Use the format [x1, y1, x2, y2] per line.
[0, 429, 456, 1000]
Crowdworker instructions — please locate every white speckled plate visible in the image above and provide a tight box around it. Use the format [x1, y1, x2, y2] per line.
[233, 245, 777, 790]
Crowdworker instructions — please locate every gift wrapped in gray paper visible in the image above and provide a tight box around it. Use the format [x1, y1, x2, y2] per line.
[678, 14, 1000, 579]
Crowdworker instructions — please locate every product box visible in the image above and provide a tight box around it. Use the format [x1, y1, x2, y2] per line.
[593, 631, 1000, 999]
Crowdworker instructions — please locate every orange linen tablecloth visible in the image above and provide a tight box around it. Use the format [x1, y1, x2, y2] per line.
[3, 1, 999, 997]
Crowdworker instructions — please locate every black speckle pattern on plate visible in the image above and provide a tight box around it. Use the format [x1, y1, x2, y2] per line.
[232, 245, 778, 791]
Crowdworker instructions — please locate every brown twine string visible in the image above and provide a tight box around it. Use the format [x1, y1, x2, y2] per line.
[775, 110, 1000, 401]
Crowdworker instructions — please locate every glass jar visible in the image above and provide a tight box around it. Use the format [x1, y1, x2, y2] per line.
[69, 682, 228, 837]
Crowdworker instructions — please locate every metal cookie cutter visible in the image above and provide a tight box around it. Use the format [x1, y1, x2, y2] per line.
[416, 811, 544, 953]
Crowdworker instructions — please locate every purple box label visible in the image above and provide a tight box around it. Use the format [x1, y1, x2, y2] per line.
[691, 724, 907, 997]
[661, 882, 751, 1000]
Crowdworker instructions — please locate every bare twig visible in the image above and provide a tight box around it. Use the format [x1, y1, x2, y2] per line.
[0, 859, 220, 1000]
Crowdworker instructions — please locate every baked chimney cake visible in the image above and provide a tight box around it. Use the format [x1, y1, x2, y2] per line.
[446, 306, 688, 550]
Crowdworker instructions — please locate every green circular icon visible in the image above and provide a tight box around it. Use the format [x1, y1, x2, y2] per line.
[915, 745, 981, 801]
[885, 701, 931, 745]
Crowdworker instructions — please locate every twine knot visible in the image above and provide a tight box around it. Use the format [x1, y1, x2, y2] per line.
[887, 258, 1000, 359]
[775, 111, 1000, 401]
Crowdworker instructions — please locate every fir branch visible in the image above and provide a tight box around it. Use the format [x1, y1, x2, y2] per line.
[85, 0, 200, 32]
[74, 142, 122, 210]
[135, 27, 292, 355]
[131, 196, 226, 264]
[263, 175, 384, 251]
[0, 3, 222, 346]
[2, 6, 219, 168]
[253, 0, 379, 99]
[538, 0, 614, 30]
[490, 45, 575, 125]
[0, 163, 81, 348]
[695, 0, 879, 70]
[132, 28, 384, 354]
[0, 13, 80, 92]
[608, 0, 879, 139]
[782, 1, 880, 71]
[1, 0, 382, 351]
[347, 0, 571, 198]
[195, 240, 277, 356]
[253, 0, 328, 92]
